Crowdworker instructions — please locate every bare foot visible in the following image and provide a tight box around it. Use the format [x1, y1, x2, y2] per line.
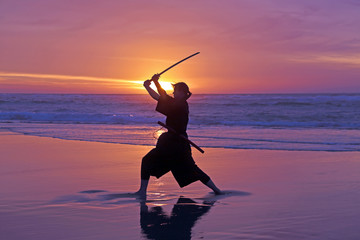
[134, 190, 147, 200]
[214, 190, 225, 195]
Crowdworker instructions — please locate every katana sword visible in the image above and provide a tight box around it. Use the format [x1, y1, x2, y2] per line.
[158, 121, 205, 154]
[158, 52, 200, 76]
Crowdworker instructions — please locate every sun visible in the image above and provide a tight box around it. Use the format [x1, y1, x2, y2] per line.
[150, 81, 174, 92]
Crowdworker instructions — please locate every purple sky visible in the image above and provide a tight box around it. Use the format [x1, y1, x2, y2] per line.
[1, 0, 360, 93]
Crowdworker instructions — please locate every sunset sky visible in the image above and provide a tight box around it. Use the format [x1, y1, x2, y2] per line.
[1, 0, 360, 94]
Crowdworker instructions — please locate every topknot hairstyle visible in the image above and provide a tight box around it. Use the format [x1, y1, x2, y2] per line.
[172, 82, 192, 100]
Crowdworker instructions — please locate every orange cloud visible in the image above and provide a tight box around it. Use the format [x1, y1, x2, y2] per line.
[0, 71, 145, 93]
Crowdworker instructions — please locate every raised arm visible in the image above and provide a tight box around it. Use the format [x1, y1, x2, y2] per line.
[143, 74, 167, 101]
[143, 79, 160, 101]
[151, 74, 167, 97]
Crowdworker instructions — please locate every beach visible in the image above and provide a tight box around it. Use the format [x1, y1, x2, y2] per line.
[2, 0, 360, 238]
[1, 130, 360, 240]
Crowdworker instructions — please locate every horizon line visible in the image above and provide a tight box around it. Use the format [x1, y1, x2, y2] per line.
[1, 92, 359, 95]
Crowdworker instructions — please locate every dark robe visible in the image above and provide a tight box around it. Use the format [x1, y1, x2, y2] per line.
[141, 94, 209, 187]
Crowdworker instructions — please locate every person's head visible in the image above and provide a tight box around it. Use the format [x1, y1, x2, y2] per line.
[172, 82, 192, 100]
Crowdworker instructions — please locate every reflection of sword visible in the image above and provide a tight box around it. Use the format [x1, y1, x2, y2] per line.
[158, 121, 205, 154]
[158, 52, 200, 76]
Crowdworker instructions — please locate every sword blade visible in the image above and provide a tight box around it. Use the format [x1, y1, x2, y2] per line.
[158, 52, 200, 76]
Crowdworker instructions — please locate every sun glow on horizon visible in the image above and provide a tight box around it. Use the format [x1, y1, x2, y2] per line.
[150, 81, 174, 92]
[0, 71, 185, 94]
[0, 71, 147, 93]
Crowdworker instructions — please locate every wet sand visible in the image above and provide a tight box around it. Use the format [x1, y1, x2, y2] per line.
[1, 130, 360, 240]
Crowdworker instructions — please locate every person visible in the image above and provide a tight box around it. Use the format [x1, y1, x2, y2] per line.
[135, 74, 222, 199]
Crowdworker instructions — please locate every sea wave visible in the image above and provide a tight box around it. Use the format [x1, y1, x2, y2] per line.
[0, 112, 157, 125]
[1, 110, 360, 129]
[1, 93, 360, 151]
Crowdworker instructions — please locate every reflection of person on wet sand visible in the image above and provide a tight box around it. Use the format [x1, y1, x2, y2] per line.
[135, 74, 222, 199]
[140, 197, 214, 240]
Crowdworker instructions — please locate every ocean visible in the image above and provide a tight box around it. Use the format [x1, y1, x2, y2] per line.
[0, 93, 359, 152]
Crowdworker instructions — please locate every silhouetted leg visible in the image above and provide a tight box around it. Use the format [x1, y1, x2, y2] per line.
[135, 179, 149, 199]
[204, 179, 223, 195]
[135, 154, 152, 199]
[191, 164, 223, 195]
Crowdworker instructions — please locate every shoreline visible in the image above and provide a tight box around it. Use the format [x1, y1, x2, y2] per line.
[1, 126, 359, 153]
